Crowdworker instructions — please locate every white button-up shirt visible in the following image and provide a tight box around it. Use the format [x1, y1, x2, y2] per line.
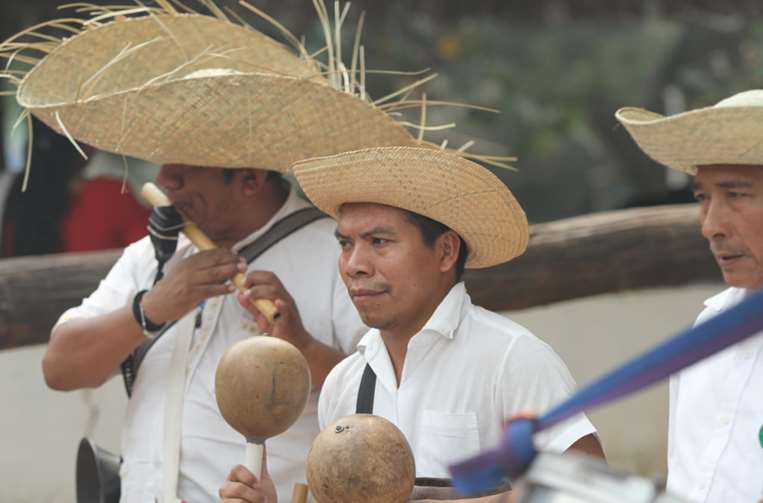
[667, 287, 763, 503]
[318, 282, 596, 478]
[57, 187, 366, 502]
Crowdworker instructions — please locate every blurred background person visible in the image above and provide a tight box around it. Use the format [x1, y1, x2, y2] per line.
[1, 93, 157, 255]
[60, 149, 157, 253]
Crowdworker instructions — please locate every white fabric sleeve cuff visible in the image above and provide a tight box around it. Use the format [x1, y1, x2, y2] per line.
[535, 413, 597, 454]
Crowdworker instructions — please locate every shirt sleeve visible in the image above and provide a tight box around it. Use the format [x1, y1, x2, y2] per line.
[317, 365, 339, 431]
[55, 237, 155, 326]
[497, 333, 597, 453]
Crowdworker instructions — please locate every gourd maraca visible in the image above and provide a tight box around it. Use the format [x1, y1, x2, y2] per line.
[215, 336, 311, 477]
[306, 414, 416, 503]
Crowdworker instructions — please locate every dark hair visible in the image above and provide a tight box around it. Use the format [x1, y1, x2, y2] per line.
[403, 210, 468, 282]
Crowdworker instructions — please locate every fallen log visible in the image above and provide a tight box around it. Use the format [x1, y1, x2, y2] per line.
[0, 250, 120, 350]
[0, 204, 720, 351]
[465, 204, 719, 311]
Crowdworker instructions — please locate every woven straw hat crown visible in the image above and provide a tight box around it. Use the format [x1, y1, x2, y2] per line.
[616, 89, 763, 174]
[4, 2, 426, 171]
[292, 146, 529, 268]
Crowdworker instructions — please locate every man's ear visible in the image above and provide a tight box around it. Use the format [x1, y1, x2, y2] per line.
[437, 230, 461, 274]
[240, 169, 265, 195]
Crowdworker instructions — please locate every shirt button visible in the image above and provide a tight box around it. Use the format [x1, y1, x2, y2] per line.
[720, 415, 731, 426]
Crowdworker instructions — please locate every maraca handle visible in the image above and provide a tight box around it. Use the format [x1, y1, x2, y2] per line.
[245, 441, 264, 479]
[291, 483, 309, 503]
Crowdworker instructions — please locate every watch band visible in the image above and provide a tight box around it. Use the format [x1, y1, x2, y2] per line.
[132, 289, 166, 337]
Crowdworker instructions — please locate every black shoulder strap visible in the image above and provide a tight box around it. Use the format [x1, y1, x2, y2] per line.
[121, 207, 327, 397]
[355, 363, 377, 414]
[238, 207, 325, 263]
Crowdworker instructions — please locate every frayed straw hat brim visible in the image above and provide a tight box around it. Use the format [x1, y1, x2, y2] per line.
[13, 14, 416, 170]
[25, 71, 417, 170]
[292, 146, 529, 268]
[616, 105, 763, 174]
[5, 4, 517, 181]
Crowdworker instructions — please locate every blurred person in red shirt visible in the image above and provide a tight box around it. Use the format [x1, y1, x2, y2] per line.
[61, 150, 158, 252]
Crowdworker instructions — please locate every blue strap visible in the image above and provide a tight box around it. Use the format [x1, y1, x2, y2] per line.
[450, 287, 763, 495]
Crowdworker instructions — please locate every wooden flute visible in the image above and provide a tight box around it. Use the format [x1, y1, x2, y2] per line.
[141, 182, 279, 323]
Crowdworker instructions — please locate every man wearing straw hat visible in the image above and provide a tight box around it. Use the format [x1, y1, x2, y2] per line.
[616, 90, 763, 503]
[224, 146, 604, 502]
[0, 2, 454, 502]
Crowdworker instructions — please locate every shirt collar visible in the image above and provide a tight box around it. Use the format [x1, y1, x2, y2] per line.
[357, 281, 470, 359]
[704, 286, 749, 311]
[231, 182, 310, 253]
[418, 281, 469, 340]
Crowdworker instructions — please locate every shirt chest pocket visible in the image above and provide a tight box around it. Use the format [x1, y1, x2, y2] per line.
[414, 410, 481, 478]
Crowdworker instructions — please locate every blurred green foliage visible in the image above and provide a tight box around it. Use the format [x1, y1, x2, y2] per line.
[5, 2, 763, 222]
[307, 10, 763, 221]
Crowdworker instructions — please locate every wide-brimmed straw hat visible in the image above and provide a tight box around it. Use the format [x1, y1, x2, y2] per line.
[615, 90, 763, 174]
[2, 2, 428, 172]
[292, 146, 529, 268]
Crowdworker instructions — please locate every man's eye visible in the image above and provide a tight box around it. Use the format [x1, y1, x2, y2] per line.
[693, 192, 706, 202]
[372, 238, 389, 246]
[337, 239, 350, 249]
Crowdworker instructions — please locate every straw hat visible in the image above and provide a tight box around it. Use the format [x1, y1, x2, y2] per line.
[615, 90, 763, 174]
[2, 3, 423, 171]
[292, 146, 529, 268]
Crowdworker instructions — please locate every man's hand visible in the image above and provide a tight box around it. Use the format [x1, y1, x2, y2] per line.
[237, 270, 347, 388]
[143, 249, 246, 324]
[219, 463, 277, 503]
[237, 271, 311, 350]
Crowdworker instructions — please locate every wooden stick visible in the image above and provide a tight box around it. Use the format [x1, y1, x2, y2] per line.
[291, 483, 309, 503]
[244, 441, 264, 479]
[141, 182, 279, 323]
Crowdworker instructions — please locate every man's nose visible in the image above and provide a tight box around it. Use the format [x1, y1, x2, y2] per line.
[344, 243, 372, 277]
[701, 198, 729, 241]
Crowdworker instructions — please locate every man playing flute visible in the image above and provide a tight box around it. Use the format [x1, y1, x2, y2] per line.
[1, 2, 433, 500]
